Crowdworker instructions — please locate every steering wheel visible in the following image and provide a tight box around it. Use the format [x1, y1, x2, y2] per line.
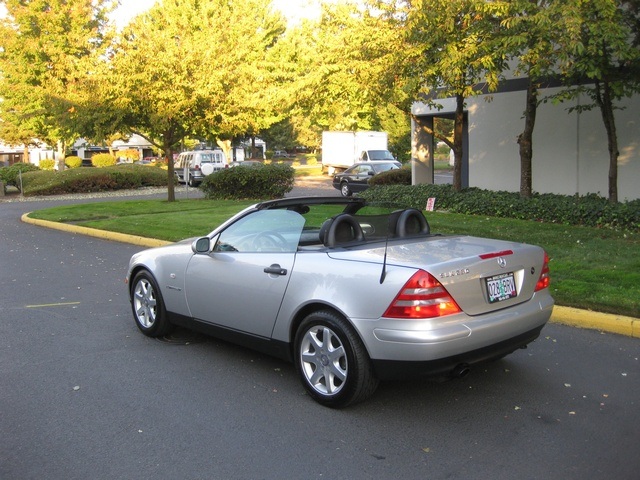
[252, 231, 289, 251]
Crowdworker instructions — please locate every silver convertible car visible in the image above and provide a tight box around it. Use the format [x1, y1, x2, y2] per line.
[126, 197, 554, 408]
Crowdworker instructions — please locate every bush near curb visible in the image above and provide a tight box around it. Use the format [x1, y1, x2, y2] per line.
[358, 184, 640, 232]
[91, 153, 117, 168]
[0, 163, 41, 192]
[39, 159, 56, 171]
[200, 163, 294, 200]
[65, 156, 83, 169]
[17, 164, 169, 196]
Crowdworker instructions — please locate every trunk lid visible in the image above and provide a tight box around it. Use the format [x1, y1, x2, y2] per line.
[327, 235, 548, 316]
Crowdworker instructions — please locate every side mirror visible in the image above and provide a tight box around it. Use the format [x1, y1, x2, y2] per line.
[192, 237, 211, 254]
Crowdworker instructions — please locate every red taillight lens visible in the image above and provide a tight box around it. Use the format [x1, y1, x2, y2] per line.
[383, 270, 461, 319]
[194, 165, 201, 170]
[535, 251, 550, 291]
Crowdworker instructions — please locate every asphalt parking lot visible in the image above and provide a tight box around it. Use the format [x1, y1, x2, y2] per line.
[1, 180, 639, 480]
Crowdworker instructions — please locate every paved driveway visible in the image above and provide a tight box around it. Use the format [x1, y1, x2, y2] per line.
[1, 190, 639, 480]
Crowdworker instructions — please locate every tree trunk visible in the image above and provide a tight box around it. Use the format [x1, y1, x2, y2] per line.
[595, 80, 619, 203]
[453, 94, 464, 192]
[165, 145, 176, 202]
[517, 79, 537, 198]
[56, 140, 66, 171]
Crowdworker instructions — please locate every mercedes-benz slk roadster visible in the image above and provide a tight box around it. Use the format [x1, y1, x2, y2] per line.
[126, 197, 553, 407]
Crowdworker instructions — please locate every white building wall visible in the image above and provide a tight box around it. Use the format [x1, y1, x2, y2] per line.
[413, 87, 640, 201]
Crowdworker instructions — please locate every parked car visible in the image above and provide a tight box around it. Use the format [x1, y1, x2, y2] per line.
[126, 196, 553, 408]
[332, 161, 401, 197]
[174, 150, 228, 186]
[273, 150, 290, 158]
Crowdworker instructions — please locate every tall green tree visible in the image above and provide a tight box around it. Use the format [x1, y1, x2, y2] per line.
[278, 1, 409, 151]
[400, 0, 510, 191]
[500, 0, 558, 198]
[77, 0, 286, 201]
[554, 0, 640, 203]
[0, 0, 115, 164]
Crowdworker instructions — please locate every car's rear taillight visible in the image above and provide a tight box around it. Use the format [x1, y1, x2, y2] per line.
[194, 165, 200, 170]
[535, 251, 550, 291]
[383, 270, 461, 319]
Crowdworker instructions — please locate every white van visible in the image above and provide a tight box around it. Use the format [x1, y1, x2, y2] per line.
[174, 150, 228, 186]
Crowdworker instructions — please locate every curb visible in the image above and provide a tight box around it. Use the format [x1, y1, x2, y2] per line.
[551, 306, 639, 339]
[21, 213, 171, 248]
[21, 213, 640, 339]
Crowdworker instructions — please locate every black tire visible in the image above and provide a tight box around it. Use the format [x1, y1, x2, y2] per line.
[188, 175, 197, 187]
[340, 182, 351, 197]
[130, 270, 173, 337]
[294, 310, 379, 408]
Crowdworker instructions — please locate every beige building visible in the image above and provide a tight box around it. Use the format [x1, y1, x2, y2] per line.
[411, 80, 640, 202]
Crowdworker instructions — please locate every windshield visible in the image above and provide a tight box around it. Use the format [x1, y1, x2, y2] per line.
[368, 150, 394, 160]
[371, 162, 399, 173]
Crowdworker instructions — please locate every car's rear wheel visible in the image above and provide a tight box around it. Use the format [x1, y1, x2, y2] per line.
[130, 270, 173, 337]
[294, 310, 379, 408]
[340, 182, 351, 197]
[188, 175, 197, 187]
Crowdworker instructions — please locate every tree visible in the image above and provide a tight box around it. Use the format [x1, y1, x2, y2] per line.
[500, 0, 558, 198]
[76, 0, 287, 201]
[554, 0, 640, 203]
[277, 1, 410, 151]
[398, 0, 510, 191]
[0, 0, 115, 165]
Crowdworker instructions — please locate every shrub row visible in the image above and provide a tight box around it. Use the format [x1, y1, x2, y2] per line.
[200, 163, 295, 200]
[0, 162, 41, 191]
[358, 184, 640, 232]
[16, 164, 169, 196]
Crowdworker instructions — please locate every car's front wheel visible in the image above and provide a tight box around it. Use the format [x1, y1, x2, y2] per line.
[294, 310, 379, 408]
[340, 182, 351, 197]
[130, 270, 173, 337]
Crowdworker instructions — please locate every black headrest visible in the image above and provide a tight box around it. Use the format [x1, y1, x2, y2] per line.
[321, 214, 365, 247]
[395, 209, 429, 237]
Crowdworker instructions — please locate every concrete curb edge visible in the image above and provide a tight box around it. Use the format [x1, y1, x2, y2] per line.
[22, 213, 639, 339]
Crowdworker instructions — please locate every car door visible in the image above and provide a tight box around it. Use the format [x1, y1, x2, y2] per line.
[183, 209, 305, 338]
[352, 164, 373, 192]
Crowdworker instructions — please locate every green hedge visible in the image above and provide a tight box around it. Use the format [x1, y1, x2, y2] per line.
[17, 164, 170, 196]
[358, 184, 640, 232]
[0, 163, 41, 192]
[368, 167, 412, 187]
[200, 163, 294, 200]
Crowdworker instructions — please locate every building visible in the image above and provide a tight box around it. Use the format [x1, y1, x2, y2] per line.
[411, 78, 640, 201]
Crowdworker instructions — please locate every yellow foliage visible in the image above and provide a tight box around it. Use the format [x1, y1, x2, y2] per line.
[39, 159, 56, 170]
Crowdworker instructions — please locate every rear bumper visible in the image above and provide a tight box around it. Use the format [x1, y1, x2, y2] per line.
[371, 324, 544, 380]
[350, 292, 554, 376]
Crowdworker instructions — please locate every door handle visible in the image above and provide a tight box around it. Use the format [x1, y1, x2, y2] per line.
[264, 264, 287, 276]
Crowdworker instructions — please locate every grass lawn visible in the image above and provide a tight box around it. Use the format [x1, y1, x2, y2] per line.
[28, 198, 639, 318]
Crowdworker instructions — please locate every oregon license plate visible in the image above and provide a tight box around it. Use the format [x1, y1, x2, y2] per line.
[485, 273, 517, 303]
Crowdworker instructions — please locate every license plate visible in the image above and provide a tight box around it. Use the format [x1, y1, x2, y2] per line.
[485, 273, 517, 303]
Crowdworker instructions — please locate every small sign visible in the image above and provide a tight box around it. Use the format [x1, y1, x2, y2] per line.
[426, 197, 436, 211]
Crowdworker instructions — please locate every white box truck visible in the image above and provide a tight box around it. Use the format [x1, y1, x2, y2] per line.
[321, 131, 393, 174]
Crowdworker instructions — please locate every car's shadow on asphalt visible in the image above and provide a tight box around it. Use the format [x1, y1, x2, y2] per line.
[150, 326, 554, 414]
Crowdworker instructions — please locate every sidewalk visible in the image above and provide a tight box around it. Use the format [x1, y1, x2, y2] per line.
[18, 212, 640, 339]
